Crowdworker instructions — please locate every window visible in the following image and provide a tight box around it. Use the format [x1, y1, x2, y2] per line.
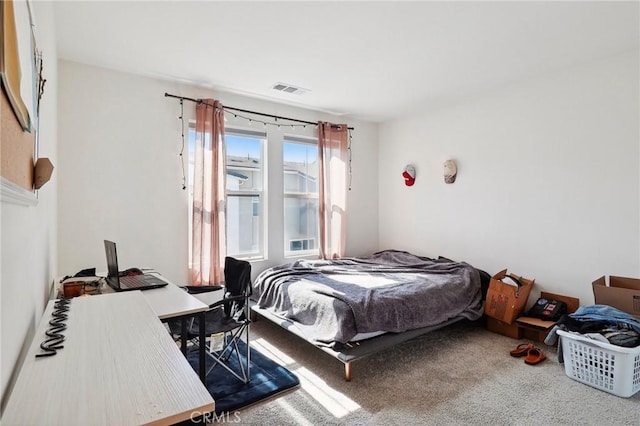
[226, 129, 265, 259]
[188, 124, 320, 263]
[188, 127, 265, 263]
[283, 137, 318, 256]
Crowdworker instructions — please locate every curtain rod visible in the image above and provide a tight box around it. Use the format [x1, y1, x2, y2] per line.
[164, 92, 354, 130]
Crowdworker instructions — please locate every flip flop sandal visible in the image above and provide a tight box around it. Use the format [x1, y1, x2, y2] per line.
[510, 343, 534, 357]
[524, 347, 547, 365]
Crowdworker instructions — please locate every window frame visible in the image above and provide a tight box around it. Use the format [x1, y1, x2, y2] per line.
[283, 135, 319, 258]
[225, 127, 267, 261]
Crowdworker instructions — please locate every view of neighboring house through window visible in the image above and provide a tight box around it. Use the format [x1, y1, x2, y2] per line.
[226, 129, 265, 259]
[283, 137, 319, 256]
[187, 124, 317, 263]
[188, 126, 265, 263]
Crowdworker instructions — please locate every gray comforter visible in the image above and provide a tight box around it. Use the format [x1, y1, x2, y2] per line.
[253, 250, 484, 346]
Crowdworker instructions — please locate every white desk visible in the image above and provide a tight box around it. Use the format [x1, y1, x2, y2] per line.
[85, 272, 209, 321]
[60, 275, 212, 381]
[131, 278, 213, 381]
[139, 281, 212, 381]
[136, 280, 210, 320]
[2, 292, 214, 425]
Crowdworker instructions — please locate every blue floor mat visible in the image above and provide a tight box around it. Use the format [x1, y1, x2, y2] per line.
[182, 339, 299, 420]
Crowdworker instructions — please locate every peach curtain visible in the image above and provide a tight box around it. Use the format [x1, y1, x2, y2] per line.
[191, 99, 226, 285]
[318, 122, 349, 259]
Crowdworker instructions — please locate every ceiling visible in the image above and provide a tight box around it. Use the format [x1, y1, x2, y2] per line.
[52, 1, 639, 123]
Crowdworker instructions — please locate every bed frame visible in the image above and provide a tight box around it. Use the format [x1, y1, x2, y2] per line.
[250, 301, 463, 381]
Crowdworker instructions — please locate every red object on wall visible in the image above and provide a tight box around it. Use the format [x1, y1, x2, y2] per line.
[403, 165, 416, 186]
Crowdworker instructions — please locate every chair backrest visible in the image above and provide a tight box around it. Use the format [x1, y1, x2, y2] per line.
[223, 257, 252, 318]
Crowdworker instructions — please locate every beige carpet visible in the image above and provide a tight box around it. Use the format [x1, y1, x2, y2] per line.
[225, 319, 639, 425]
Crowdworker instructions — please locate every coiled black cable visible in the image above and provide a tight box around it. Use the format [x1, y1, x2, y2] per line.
[36, 297, 71, 358]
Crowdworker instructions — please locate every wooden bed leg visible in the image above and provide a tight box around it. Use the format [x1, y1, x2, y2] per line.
[344, 362, 352, 382]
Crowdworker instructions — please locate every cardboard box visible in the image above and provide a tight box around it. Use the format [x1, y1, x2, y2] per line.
[486, 317, 522, 339]
[592, 276, 640, 318]
[484, 269, 534, 324]
[516, 292, 580, 344]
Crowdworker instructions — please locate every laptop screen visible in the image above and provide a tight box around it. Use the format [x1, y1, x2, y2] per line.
[104, 240, 120, 281]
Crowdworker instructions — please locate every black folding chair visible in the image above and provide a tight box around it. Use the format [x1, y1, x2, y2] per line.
[169, 257, 252, 383]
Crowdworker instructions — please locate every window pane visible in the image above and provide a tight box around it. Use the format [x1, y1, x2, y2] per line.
[227, 195, 260, 256]
[189, 126, 265, 262]
[284, 197, 318, 252]
[226, 134, 262, 191]
[283, 142, 317, 194]
[284, 139, 318, 254]
[225, 130, 265, 259]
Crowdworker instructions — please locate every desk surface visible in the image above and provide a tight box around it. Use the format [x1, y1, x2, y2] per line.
[2, 292, 214, 426]
[137, 279, 209, 320]
[62, 273, 210, 321]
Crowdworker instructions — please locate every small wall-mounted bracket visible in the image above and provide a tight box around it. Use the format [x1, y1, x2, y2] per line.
[34, 157, 54, 190]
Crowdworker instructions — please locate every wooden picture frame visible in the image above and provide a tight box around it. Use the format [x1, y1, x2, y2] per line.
[0, 0, 45, 195]
[0, 0, 37, 132]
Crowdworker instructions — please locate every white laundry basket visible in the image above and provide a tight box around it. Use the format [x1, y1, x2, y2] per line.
[557, 330, 640, 397]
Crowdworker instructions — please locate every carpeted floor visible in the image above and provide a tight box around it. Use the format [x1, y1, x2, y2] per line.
[185, 339, 299, 416]
[222, 319, 639, 425]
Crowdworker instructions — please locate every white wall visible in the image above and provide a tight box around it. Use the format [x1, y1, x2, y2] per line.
[378, 51, 640, 306]
[57, 61, 379, 284]
[1, 1, 58, 410]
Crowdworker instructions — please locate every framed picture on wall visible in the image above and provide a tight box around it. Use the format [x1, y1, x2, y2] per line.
[0, 0, 40, 133]
[0, 0, 46, 199]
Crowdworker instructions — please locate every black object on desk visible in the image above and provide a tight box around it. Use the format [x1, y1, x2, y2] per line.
[36, 297, 71, 358]
[104, 240, 169, 291]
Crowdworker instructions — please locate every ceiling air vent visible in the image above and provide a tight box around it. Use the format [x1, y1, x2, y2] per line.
[271, 82, 309, 95]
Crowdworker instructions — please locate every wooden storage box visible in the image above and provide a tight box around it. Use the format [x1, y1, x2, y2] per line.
[515, 292, 579, 344]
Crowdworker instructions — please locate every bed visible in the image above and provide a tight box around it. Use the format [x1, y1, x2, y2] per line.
[251, 250, 488, 380]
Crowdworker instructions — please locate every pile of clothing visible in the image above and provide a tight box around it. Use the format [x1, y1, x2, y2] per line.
[545, 304, 640, 362]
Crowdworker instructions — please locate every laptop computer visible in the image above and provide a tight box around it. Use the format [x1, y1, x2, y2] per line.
[104, 240, 169, 291]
